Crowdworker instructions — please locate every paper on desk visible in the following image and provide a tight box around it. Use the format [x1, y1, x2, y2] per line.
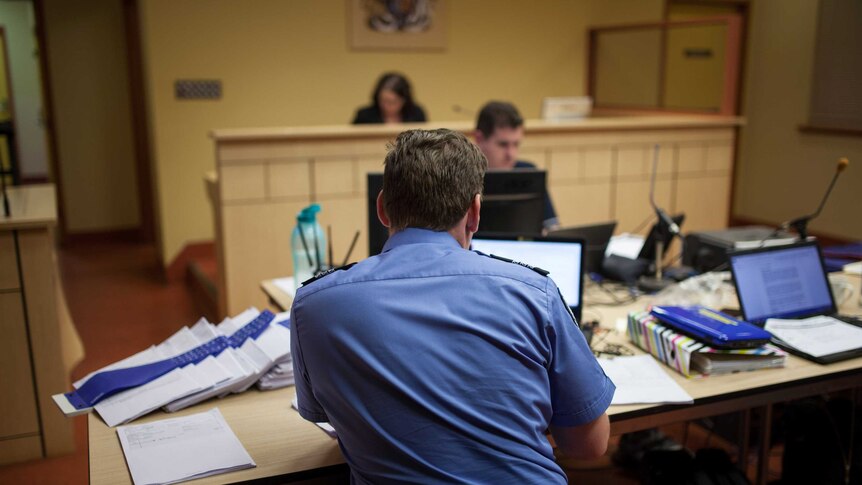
[599, 355, 694, 405]
[765, 315, 862, 358]
[605, 234, 645, 260]
[273, 277, 297, 299]
[291, 396, 337, 438]
[117, 407, 255, 485]
[843, 261, 862, 275]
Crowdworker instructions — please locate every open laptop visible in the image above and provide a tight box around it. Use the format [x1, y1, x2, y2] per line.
[548, 221, 616, 274]
[728, 240, 862, 362]
[470, 235, 585, 324]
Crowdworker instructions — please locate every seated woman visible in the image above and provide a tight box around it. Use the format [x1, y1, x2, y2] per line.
[352, 72, 427, 124]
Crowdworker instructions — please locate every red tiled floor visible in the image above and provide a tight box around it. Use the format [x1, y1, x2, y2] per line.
[0, 237, 201, 484]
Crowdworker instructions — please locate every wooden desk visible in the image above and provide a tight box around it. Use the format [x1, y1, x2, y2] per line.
[1, 185, 84, 465]
[88, 388, 345, 484]
[89, 274, 862, 484]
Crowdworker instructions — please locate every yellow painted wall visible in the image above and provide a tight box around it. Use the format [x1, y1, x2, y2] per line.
[42, 0, 139, 232]
[735, 0, 862, 240]
[138, 0, 663, 266]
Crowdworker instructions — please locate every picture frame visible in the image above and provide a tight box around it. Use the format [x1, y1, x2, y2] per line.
[348, 0, 446, 51]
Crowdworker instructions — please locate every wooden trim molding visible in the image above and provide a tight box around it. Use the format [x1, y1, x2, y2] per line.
[798, 124, 862, 138]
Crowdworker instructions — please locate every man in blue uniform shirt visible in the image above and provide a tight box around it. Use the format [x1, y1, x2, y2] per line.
[291, 129, 614, 483]
[474, 101, 560, 231]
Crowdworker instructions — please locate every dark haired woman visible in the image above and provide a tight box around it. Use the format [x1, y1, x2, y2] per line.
[352, 72, 427, 124]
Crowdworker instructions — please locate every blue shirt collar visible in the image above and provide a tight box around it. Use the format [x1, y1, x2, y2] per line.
[381, 228, 462, 253]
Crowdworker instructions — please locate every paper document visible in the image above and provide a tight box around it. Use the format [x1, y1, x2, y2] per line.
[117, 407, 255, 485]
[273, 277, 297, 299]
[599, 355, 694, 405]
[843, 261, 862, 275]
[605, 234, 645, 260]
[765, 315, 862, 358]
[291, 395, 337, 438]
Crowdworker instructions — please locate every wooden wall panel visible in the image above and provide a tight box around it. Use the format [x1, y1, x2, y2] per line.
[0, 233, 19, 290]
[212, 118, 740, 315]
[0, 292, 40, 438]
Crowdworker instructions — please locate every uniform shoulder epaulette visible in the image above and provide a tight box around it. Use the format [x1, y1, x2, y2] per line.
[301, 262, 357, 286]
[480, 252, 550, 277]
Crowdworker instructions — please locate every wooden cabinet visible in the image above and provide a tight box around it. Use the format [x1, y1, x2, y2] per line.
[0, 185, 83, 465]
[210, 116, 742, 316]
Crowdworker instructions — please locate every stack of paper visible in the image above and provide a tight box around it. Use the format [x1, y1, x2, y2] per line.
[61, 307, 296, 425]
[117, 408, 255, 485]
[163, 318, 257, 412]
[166, 309, 292, 411]
[76, 322, 234, 427]
[257, 317, 294, 390]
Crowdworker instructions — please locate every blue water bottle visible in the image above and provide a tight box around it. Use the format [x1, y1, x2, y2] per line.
[291, 204, 326, 289]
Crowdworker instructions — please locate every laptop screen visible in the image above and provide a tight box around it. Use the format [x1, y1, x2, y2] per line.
[471, 237, 584, 321]
[729, 242, 836, 323]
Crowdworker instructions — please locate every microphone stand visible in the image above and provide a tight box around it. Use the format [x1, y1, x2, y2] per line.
[781, 158, 848, 240]
[638, 145, 680, 293]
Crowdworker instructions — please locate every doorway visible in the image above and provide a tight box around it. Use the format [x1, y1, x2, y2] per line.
[0, 1, 51, 185]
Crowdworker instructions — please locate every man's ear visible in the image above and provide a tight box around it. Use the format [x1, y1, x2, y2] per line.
[376, 191, 390, 228]
[466, 194, 481, 233]
[473, 130, 485, 145]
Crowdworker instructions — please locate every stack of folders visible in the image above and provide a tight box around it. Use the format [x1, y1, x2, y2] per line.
[66, 308, 294, 427]
[627, 311, 787, 378]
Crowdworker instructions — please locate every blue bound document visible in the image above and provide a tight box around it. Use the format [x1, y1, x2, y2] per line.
[650, 306, 772, 350]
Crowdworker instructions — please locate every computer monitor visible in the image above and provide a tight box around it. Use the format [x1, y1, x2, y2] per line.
[638, 213, 685, 261]
[548, 221, 617, 274]
[471, 235, 585, 324]
[476, 169, 546, 237]
[367, 169, 548, 256]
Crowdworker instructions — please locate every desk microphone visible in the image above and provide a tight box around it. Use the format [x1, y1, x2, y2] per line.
[780, 157, 849, 240]
[649, 145, 679, 236]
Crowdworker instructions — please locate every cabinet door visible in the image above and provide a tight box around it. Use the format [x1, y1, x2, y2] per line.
[0, 292, 40, 439]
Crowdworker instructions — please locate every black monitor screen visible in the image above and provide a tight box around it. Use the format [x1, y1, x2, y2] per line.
[477, 169, 546, 238]
[367, 169, 548, 256]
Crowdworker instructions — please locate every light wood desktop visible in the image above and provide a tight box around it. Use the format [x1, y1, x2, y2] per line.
[88, 273, 862, 484]
[1, 184, 84, 465]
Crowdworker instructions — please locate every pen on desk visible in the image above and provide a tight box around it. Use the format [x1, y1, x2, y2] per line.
[297, 222, 314, 266]
[341, 230, 360, 267]
[312, 223, 321, 273]
[327, 225, 333, 269]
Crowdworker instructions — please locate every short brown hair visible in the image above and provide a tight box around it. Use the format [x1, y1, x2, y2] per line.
[382, 129, 487, 232]
[475, 101, 523, 138]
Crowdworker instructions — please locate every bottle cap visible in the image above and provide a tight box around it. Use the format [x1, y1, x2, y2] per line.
[297, 203, 321, 223]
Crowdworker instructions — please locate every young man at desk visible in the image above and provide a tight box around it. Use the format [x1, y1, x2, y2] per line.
[290, 129, 614, 483]
[474, 100, 560, 232]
